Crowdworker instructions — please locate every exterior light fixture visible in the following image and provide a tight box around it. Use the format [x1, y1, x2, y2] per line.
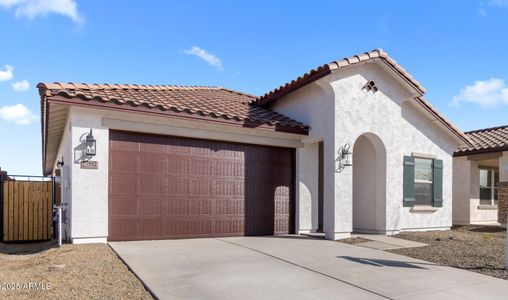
[57, 157, 64, 168]
[85, 129, 97, 156]
[339, 143, 352, 167]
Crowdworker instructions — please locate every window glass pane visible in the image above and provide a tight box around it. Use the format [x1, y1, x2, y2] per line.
[415, 158, 432, 183]
[494, 188, 498, 205]
[494, 170, 499, 187]
[480, 188, 492, 205]
[479, 169, 491, 187]
[414, 182, 432, 205]
[480, 187, 491, 200]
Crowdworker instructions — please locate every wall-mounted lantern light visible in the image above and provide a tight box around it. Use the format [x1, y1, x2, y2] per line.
[85, 129, 97, 156]
[57, 157, 65, 168]
[338, 143, 353, 167]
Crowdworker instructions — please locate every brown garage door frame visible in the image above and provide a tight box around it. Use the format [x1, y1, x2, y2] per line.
[108, 130, 296, 241]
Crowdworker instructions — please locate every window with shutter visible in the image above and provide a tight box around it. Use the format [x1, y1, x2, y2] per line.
[403, 156, 443, 208]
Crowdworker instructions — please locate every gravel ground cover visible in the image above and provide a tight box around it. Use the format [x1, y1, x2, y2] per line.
[389, 225, 507, 280]
[0, 242, 153, 299]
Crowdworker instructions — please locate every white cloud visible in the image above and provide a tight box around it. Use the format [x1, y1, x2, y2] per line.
[0, 0, 83, 24]
[0, 65, 14, 81]
[479, 0, 508, 16]
[451, 78, 508, 108]
[11, 79, 29, 92]
[184, 46, 224, 71]
[488, 0, 508, 7]
[0, 104, 37, 125]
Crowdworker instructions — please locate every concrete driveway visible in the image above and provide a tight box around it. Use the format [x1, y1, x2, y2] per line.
[110, 236, 508, 300]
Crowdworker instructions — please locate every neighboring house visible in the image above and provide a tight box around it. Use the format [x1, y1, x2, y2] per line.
[39, 49, 486, 244]
[453, 126, 508, 226]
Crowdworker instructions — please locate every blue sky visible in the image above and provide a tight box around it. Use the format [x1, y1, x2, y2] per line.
[0, 0, 508, 175]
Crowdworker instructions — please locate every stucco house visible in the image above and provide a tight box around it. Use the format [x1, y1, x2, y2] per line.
[38, 49, 505, 244]
[453, 126, 508, 226]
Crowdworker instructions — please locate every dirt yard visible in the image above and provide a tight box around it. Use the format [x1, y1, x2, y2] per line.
[390, 225, 507, 280]
[0, 242, 153, 299]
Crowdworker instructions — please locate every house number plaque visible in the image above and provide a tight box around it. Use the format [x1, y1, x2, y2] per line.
[80, 161, 98, 169]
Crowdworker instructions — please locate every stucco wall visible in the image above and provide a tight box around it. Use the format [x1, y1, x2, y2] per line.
[295, 142, 318, 232]
[269, 81, 336, 235]
[330, 64, 457, 233]
[68, 109, 109, 243]
[501, 152, 508, 182]
[453, 153, 507, 225]
[53, 114, 72, 239]
[452, 156, 473, 224]
[272, 62, 459, 238]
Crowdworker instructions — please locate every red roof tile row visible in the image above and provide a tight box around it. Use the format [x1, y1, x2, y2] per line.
[38, 82, 308, 132]
[455, 125, 508, 156]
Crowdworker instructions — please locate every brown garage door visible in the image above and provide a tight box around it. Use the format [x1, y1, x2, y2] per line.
[108, 131, 295, 241]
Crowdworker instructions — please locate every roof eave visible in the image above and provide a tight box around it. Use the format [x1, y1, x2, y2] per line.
[413, 97, 474, 147]
[454, 145, 508, 157]
[255, 65, 332, 107]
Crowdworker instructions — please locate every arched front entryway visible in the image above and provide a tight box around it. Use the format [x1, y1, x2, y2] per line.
[352, 133, 387, 233]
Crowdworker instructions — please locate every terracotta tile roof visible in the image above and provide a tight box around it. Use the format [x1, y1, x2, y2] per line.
[255, 49, 426, 106]
[455, 125, 508, 156]
[252, 49, 472, 146]
[37, 82, 308, 133]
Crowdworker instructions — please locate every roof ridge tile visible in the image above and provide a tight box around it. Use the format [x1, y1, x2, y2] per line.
[38, 82, 225, 91]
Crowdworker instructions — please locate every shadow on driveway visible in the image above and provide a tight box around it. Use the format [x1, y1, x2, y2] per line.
[338, 256, 430, 269]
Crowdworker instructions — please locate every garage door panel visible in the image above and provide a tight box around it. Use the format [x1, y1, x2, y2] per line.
[139, 198, 162, 216]
[215, 148, 244, 160]
[109, 196, 138, 216]
[166, 178, 191, 195]
[141, 218, 161, 237]
[167, 157, 190, 175]
[139, 135, 167, 153]
[188, 159, 214, 176]
[214, 219, 244, 236]
[110, 175, 138, 194]
[139, 176, 163, 194]
[275, 218, 290, 234]
[166, 143, 192, 155]
[110, 153, 138, 172]
[109, 131, 294, 241]
[165, 219, 213, 237]
[214, 198, 244, 215]
[109, 219, 140, 240]
[214, 180, 244, 196]
[165, 197, 212, 216]
[214, 161, 244, 177]
[139, 155, 166, 173]
[110, 132, 140, 152]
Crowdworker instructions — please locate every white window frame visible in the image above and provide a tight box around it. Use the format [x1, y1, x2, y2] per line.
[414, 157, 433, 206]
[479, 168, 499, 206]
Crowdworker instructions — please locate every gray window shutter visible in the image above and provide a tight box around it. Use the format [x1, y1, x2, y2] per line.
[403, 156, 415, 207]
[432, 159, 443, 207]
